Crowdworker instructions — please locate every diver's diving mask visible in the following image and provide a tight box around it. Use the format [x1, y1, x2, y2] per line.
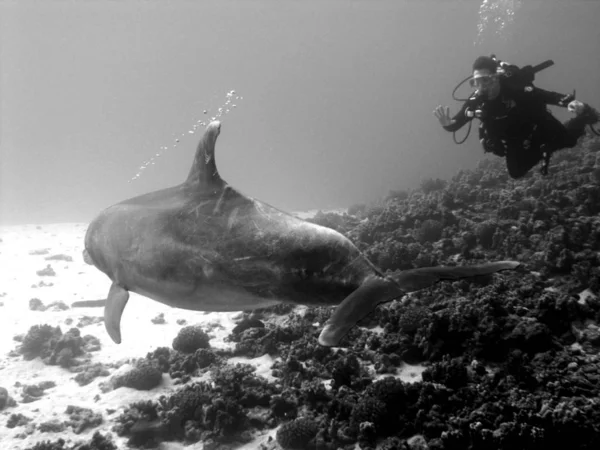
[469, 74, 498, 88]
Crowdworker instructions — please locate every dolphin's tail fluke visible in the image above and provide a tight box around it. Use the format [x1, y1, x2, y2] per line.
[317, 260, 521, 347]
[390, 260, 520, 293]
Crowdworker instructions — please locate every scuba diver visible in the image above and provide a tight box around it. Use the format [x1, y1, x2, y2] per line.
[434, 55, 600, 178]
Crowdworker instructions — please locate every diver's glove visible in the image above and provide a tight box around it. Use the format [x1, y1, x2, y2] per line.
[568, 100, 600, 126]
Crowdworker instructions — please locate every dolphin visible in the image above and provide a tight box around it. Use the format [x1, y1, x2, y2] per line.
[83, 121, 520, 347]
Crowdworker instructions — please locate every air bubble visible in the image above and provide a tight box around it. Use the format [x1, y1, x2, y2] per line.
[475, 0, 522, 46]
[129, 89, 243, 182]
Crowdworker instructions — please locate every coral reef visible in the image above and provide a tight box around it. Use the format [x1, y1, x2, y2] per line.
[19, 381, 57, 403]
[112, 363, 280, 447]
[72, 362, 111, 386]
[23, 431, 117, 450]
[64, 405, 103, 434]
[110, 360, 163, 391]
[14, 325, 97, 368]
[36, 265, 56, 276]
[7, 413, 32, 428]
[151, 313, 166, 324]
[276, 417, 319, 449]
[0, 386, 16, 410]
[171, 325, 211, 353]
[29, 298, 69, 311]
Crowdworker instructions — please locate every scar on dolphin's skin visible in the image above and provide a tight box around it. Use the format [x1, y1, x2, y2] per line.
[83, 121, 521, 346]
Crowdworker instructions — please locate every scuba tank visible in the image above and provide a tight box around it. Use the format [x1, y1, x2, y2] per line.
[494, 56, 555, 90]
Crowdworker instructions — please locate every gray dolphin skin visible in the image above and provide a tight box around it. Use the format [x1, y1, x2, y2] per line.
[83, 121, 520, 347]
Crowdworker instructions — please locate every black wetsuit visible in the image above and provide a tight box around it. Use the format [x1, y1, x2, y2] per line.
[443, 76, 588, 178]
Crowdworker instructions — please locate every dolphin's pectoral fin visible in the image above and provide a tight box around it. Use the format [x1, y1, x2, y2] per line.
[391, 260, 520, 292]
[318, 276, 402, 347]
[104, 283, 130, 344]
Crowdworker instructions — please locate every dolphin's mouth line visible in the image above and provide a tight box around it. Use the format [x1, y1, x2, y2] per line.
[82, 249, 94, 265]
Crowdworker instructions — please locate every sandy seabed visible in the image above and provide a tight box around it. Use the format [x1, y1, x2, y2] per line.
[0, 213, 424, 450]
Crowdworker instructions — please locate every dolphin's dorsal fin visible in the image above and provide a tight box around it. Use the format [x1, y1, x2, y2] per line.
[186, 121, 224, 189]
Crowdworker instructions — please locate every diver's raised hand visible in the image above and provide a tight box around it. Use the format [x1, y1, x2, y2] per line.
[433, 105, 453, 127]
